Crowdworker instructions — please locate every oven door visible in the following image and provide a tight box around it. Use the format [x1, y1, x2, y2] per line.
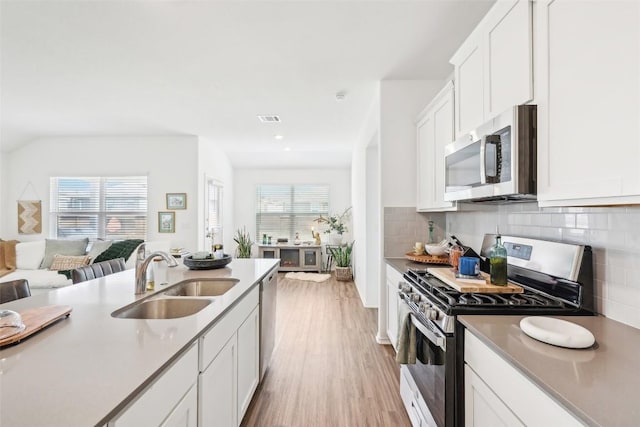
[405, 315, 456, 427]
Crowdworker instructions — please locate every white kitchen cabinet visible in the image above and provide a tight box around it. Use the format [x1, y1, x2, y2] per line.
[535, 0, 640, 206]
[109, 343, 198, 427]
[451, 0, 532, 138]
[199, 336, 237, 427]
[464, 330, 583, 426]
[416, 81, 457, 212]
[465, 365, 524, 427]
[237, 305, 260, 421]
[162, 385, 198, 427]
[198, 286, 260, 427]
[385, 264, 403, 350]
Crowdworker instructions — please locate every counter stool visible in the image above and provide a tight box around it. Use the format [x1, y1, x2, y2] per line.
[0, 279, 31, 304]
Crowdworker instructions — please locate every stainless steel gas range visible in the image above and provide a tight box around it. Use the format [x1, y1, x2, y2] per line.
[396, 235, 594, 427]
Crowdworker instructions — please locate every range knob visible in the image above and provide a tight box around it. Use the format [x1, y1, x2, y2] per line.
[410, 294, 421, 303]
[425, 307, 439, 320]
[398, 283, 412, 293]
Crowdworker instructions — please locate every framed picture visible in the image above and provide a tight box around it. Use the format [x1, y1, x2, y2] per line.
[166, 193, 187, 210]
[158, 211, 175, 233]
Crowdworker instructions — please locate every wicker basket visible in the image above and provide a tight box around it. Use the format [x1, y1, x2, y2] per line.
[335, 266, 352, 281]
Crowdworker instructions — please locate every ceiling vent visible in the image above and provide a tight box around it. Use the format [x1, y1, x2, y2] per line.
[257, 115, 281, 123]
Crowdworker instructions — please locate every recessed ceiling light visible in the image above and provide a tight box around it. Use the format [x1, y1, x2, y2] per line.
[274, 135, 284, 140]
[284, 147, 291, 151]
[257, 115, 281, 123]
[335, 91, 347, 101]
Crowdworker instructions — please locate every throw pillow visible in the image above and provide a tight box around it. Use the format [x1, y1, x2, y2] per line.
[16, 240, 47, 270]
[93, 239, 144, 264]
[40, 238, 89, 269]
[49, 254, 91, 271]
[87, 240, 113, 262]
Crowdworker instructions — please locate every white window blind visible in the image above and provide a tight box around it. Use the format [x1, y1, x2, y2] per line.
[50, 176, 148, 240]
[256, 184, 329, 241]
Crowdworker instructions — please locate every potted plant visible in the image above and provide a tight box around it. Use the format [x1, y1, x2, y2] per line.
[329, 241, 354, 281]
[314, 207, 352, 245]
[234, 227, 254, 258]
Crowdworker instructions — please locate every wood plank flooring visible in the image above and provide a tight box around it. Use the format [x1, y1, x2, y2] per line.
[241, 273, 411, 427]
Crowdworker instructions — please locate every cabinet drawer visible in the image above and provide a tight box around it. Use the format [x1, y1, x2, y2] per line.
[385, 264, 403, 287]
[200, 286, 259, 372]
[464, 331, 582, 426]
[111, 342, 198, 427]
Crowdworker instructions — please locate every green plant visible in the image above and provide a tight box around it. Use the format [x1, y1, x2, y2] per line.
[234, 227, 254, 258]
[314, 206, 352, 235]
[329, 241, 354, 267]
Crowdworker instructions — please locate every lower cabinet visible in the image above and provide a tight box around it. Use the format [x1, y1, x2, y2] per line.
[464, 330, 583, 426]
[199, 286, 260, 427]
[109, 343, 199, 427]
[385, 264, 403, 350]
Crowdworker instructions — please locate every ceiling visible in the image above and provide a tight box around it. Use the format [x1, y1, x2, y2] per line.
[0, 0, 493, 168]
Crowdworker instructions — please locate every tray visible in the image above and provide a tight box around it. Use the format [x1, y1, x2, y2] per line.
[0, 305, 72, 347]
[183, 254, 232, 270]
[405, 252, 450, 265]
[427, 267, 523, 294]
[520, 316, 595, 349]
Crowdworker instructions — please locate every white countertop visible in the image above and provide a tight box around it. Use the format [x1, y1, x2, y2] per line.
[0, 258, 278, 427]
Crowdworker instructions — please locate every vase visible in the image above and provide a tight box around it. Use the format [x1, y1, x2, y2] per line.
[330, 233, 343, 245]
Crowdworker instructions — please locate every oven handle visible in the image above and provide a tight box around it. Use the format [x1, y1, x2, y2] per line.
[410, 313, 446, 352]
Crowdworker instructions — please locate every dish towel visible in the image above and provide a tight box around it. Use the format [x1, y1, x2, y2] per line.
[395, 299, 417, 364]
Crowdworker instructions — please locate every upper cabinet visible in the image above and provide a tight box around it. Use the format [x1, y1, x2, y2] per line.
[416, 82, 457, 212]
[535, 0, 640, 206]
[450, 0, 533, 138]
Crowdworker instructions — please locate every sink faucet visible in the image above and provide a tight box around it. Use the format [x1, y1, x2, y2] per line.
[135, 244, 179, 294]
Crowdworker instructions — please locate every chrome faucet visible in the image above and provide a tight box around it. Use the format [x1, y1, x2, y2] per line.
[135, 244, 179, 294]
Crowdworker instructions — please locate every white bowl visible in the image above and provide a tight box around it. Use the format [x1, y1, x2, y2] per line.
[425, 244, 447, 256]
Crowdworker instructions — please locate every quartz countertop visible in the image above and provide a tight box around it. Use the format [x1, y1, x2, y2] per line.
[0, 258, 279, 426]
[459, 314, 640, 427]
[385, 257, 430, 275]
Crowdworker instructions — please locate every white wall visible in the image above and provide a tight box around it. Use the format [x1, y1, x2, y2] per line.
[233, 167, 351, 257]
[379, 80, 444, 207]
[197, 137, 234, 252]
[2, 136, 199, 250]
[352, 92, 380, 308]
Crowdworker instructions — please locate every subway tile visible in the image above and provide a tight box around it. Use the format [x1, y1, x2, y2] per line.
[550, 213, 575, 228]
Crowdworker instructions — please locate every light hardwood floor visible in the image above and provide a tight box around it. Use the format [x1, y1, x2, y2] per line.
[241, 273, 411, 427]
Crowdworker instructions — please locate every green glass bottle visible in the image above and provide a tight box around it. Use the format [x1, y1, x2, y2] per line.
[490, 234, 508, 286]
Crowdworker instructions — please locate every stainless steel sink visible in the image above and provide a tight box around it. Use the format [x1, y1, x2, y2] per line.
[163, 278, 240, 297]
[112, 298, 211, 319]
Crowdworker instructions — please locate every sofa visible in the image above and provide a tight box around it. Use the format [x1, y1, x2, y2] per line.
[0, 238, 161, 294]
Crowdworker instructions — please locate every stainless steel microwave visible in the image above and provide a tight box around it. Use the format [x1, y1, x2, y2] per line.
[444, 105, 536, 202]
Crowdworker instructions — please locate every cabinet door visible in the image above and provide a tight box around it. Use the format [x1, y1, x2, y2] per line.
[416, 110, 435, 210]
[484, 0, 532, 117]
[386, 279, 398, 351]
[452, 32, 484, 138]
[199, 336, 237, 427]
[465, 365, 525, 427]
[536, 0, 640, 206]
[237, 305, 260, 422]
[162, 385, 198, 427]
[302, 248, 320, 270]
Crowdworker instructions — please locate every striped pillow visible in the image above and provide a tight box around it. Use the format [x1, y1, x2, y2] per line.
[49, 254, 91, 271]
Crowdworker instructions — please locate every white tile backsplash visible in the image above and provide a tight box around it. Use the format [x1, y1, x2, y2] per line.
[446, 202, 640, 329]
[383, 207, 446, 257]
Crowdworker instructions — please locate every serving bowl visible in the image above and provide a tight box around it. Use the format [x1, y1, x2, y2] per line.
[425, 244, 448, 256]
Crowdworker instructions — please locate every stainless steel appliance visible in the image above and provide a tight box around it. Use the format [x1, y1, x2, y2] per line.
[259, 268, 277, 381]
[397, 235, 594, 427]
[444, 105, 537, 202]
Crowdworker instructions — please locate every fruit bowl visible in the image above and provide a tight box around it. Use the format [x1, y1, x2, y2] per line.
[425, 244, 448, 256]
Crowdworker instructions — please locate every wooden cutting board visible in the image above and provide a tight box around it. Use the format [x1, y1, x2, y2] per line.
[0, 305, 72, 347]
[427, 267, 523, 294]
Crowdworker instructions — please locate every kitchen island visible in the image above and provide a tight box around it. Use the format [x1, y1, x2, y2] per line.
[0, 258, 279, 426]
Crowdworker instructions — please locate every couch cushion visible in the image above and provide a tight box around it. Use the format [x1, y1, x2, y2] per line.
[49, 254, 91, 271]
[93, 239, 144, 264]
[40, 238, 89, 269]
[16, 240, 47, 270]
[2, 269, 72, 289]
[87, 240, 113, 262]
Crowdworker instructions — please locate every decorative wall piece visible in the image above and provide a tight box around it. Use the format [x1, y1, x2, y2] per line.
[18, 200, 42, 234]
[166, 193, 187, 210]
[158, 211, 175, 233]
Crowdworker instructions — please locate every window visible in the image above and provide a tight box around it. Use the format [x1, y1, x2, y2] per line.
[50, 176, 148, 240]
[206, 178, 223, 244]
[256, 184, 329, 241]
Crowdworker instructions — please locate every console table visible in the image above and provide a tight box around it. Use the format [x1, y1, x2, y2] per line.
[257, 244, 322, 272]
